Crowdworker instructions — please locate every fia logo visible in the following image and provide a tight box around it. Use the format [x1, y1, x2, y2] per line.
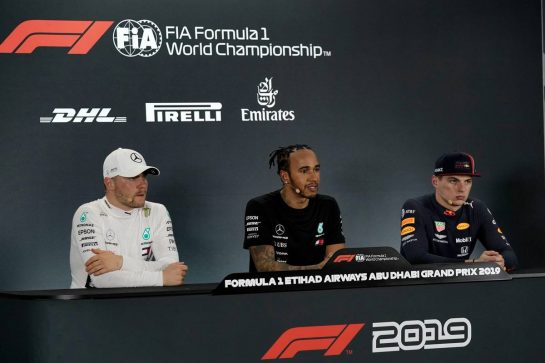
[113, 19, 162, 57]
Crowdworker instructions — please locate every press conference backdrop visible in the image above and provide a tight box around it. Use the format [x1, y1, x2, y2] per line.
[0, 0, 543, 290]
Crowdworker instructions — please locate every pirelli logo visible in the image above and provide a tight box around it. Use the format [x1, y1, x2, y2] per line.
[0, 20, 113, 54]
[262, 323, 364, 360]
[145, 102, 222, 122]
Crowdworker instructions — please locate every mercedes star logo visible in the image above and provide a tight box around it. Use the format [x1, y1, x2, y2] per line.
[130, 153, 143, 163]
[105, 229, 115, 241]
[275, 224, 285, 235]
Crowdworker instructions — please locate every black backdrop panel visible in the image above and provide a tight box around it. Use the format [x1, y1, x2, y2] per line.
[0, 0, 543, 289]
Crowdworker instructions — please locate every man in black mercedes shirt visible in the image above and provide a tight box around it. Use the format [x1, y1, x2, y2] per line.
[243, 144, 346, 272]
[400, 152, 517, 271]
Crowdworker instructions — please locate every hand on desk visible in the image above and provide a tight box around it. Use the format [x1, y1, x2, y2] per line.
[163, 262, 188, 286]
[475, 250, 505, 270]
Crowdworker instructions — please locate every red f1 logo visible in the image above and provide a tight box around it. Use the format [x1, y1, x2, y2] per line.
[333, 254, 355, 263]
[262, 323, 364, 360]
[0, 20, 113, 54]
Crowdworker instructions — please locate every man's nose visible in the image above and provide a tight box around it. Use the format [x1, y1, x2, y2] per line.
[136, 175, 148, 187]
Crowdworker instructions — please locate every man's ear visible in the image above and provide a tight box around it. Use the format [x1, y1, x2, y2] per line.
[104, 177, 114, 191]
[279, 170, 289, 184]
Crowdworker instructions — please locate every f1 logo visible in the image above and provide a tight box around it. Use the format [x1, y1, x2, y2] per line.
[262, 323, 364, 360]
[333, 254, 355, 263]
[0, 20, 113, 54]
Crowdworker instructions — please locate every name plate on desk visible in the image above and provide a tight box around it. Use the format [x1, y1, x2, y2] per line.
[214, 247, 511, 294]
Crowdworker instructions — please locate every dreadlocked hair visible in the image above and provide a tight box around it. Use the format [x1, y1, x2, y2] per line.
[268, 144, 312, 174]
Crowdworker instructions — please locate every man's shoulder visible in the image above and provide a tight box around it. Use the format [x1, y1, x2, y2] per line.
[402, 194, 431, 210]
[142, 200, 170, 218]
[463, 198, 489, 213]
[72, 198, 106, 225]
[143, 200, 167, 210]
[314, 194, 340, 207]
[247, 191, 280, 206]
[74, 198, 104, 214]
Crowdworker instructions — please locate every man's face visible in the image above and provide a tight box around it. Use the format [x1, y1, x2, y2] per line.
[108, 173, 148, 210]
[433, 175, 473, 208]
[284, 149, 320, 198]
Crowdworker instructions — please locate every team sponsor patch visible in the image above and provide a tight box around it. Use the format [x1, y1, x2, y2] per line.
[456, 223, 470, 230]
[434, 221, 445, 232]
[435, 233, 447, 239]
[401, 217, 415, 227]
[142, 246, 151, 256]
[401, 209, 415, 218]
[444, 209, 456, 217]
[401, 234, 414, 241]
[456, 237, 472, 243]
[315, 239, 324, 246]
[401, 226, 415, 236]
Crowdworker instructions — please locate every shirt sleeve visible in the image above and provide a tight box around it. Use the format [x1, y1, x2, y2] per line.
[400, 200, 461, 264]
[475, 202, 518, 271]
[243, 199, 273, 249]
[121, 204, 179, 273]
[71, 206, 163, 288]
[325, 198, 345, 245]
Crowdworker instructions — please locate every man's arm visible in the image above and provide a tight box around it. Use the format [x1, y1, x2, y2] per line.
[72, 206, 182, 287]
[475, 203, 518, 271]
[324, 198, 346, 257]
[250, 245, 335, 272]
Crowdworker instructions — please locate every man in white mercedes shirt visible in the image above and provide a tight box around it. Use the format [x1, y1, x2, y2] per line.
[70, 148, 188, 288]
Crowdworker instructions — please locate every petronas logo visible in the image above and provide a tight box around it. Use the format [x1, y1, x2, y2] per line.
[142, 227, 151, 240]
[317, 222, 324, 234]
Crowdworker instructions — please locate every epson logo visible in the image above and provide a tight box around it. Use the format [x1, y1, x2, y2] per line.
[145, 103, 222, 122]
[40, 108, 126, 123]
[372, 317, 471, 353]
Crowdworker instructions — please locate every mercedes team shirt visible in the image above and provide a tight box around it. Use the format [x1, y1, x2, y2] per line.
[70, 197, 179, 288]
[243, 190, 345, 272]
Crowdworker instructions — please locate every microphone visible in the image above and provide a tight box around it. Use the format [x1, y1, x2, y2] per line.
[284, 182, 301, 194]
